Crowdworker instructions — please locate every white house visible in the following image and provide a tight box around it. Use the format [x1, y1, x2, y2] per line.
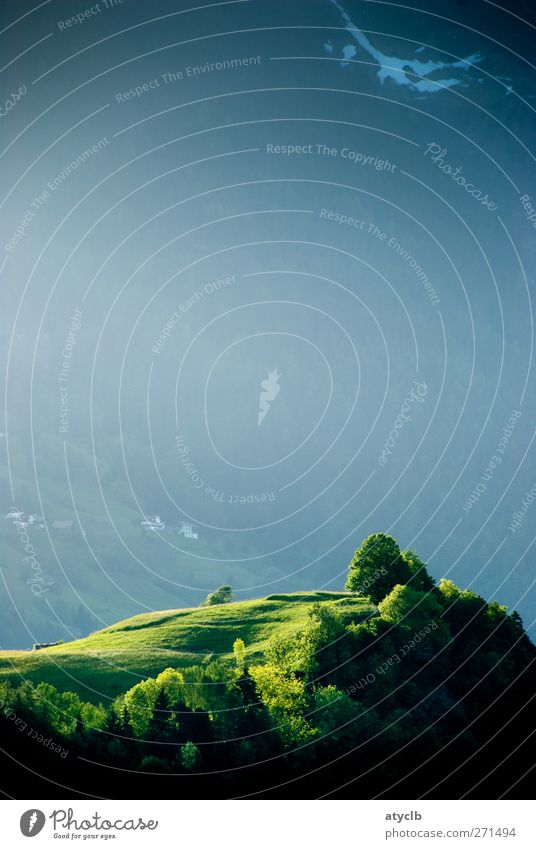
[178, 522, 198, 540]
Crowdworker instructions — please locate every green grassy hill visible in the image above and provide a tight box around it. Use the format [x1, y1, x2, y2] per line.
[0, 592, 374, 702]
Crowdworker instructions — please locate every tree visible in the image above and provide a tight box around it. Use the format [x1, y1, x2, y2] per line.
[401, 550, 435, 593]
[123, 678, 160, 737]
[138, 755, 169, 773]
[155, 668, 184, 704]
[312, 685, 381, 752]
[31, 683, 81, 736]
[180, 740, 200, 769]
[296, 603, 347, 679]
[250, 662, 316, 746]
[378, 584, 443, 629]
[79, 700, 107, 732]
[345, 533, 411, 603]
[147, 688, 172, 743]
[200, 585, 233, 606]
[118, 704, 135, 738]
[233, 638, 246, 672]
[103, 705, 123, 737]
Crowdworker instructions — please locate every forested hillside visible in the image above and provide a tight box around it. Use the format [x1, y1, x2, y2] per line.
[1, 534, 534, 799]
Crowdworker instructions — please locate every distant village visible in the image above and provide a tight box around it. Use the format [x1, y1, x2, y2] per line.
[140, 515, 199, 539]
[2, 510, 199, 540]
[3, 510, 77, 533]
[3, 510, 45, 529]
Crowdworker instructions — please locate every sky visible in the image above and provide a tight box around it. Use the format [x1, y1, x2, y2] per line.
[1, 0, 536, 647]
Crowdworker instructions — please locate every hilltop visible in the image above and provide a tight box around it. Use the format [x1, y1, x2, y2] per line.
[0, 592, 374, 701]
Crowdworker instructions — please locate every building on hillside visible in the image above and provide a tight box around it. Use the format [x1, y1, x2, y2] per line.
[28, 514, 44, 525]
[139, 516, 198, 537]
[176, 522, 198, 540]
[141, 515, 165, 531]
[3, 510, 45, 529]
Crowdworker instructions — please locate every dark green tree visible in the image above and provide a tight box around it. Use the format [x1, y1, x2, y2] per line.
[147, 688, 172, 743]
[345, 533, 411, 603]
[378, 584, 444, 629]
[401, 550, 435, 593]
[103, 705, 123, 737]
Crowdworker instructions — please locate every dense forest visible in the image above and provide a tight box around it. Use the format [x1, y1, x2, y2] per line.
[1, 533, 534, 799]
